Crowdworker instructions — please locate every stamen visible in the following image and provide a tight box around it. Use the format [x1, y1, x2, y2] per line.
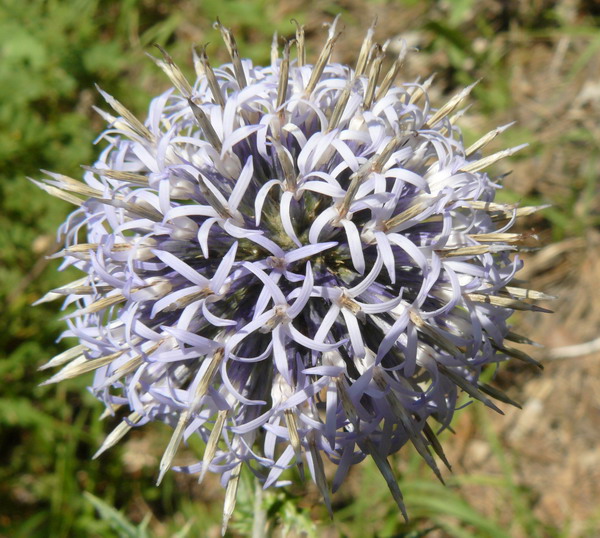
[438, 245, 516, 257]
[276, 40, 291, 110]
[467, 201, 549, 220]
[197, 174, 233, 219]
[83, 166, 149, 186]
[147, 45, 194, 98]
[95, 84, 156, 143]
[199, 409, 228, 483]
[41, 170, 104, 198]
[467, 293, 553, 313]
[365, 439, 408, 522]
[93, 411, 142, 459]
[426, 80, 480, 128]
[63, 294, 125, 319]
[284, 409, 305, 479]
[466, 122, 515, 157]
[376, 40, 408, 101]
[383, 201, 427, 231]
[337, 135, 401, 220]
[193, 45, 225, 107]
[158, 349, 225, 485]
[409, 311, 463, 358]
[269, 136, 296, 191]
[222, 462, 242, 536]
[504, 287, 555, 301]
[338, 291, 361, 315]
[328, 75, 355, 131]
[492, 343, 542, 369]
[461, 143, 528, 173]
[438, 364, 504, 414]
[291, 19, 305, 67]
[40, 348, 125, 385]
[336, 160, 373, 221]
[355, 18, 377, 77]
[270, 31, 279, 66]
[27, 179, 84, 206]
[309, 434, 332, 517]
[468, 232, 526, 243]
[214, 20, 247, 89]
[90, 196, 163, 221]
[422, 422, 452, 471]
[188, 98, 223, 152]
[38, 344, 86, 370]
[478, 382, 522, 409]
[363, 44, 385, 109]
[305, 16, 342, 96]
[408, 74, 435, 105]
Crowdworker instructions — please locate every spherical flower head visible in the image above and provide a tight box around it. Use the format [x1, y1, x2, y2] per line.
[36, 17, 547, 528]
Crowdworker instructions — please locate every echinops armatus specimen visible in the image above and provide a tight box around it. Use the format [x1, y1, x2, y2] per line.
[35, 17, 549, 532]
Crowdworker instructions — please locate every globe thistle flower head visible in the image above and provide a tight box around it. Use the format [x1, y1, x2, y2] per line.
[36, 17, 548, 529]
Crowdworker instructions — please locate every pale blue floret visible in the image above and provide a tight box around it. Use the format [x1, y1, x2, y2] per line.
[36, 18, 543, 528]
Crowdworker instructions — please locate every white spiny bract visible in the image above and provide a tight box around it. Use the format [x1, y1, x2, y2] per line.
[36, 18, 546, 529]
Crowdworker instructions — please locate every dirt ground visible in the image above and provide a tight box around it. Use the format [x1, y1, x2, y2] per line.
[450, 237, 600, 536]
[454, 21, 600, 538]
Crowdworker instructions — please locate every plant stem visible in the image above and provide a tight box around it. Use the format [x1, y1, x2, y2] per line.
[252, 478, 267, 538]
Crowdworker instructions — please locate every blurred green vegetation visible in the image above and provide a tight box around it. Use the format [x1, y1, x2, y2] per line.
[1, 0, 598, 536]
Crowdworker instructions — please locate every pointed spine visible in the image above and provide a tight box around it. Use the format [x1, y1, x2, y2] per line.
[214, 20, 247, 90]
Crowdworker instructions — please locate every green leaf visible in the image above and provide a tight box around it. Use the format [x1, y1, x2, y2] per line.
[84, 492, 149, 538]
